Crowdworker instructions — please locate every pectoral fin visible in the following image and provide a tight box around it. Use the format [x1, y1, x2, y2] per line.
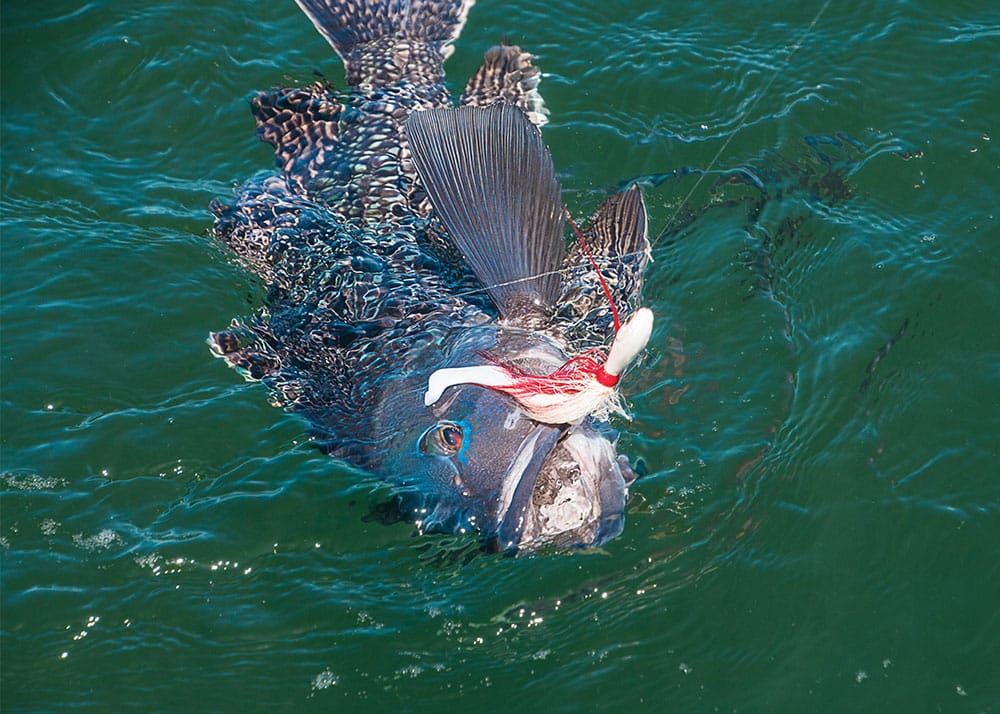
[405, 103, 566, 322]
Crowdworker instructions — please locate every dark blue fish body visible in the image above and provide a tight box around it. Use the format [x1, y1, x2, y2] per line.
[210, 0, 650, 551]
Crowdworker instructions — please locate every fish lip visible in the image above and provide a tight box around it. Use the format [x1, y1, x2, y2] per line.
[494, 423, 565, 551]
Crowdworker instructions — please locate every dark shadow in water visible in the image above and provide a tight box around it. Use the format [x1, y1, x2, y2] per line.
[582, 131, 914, 571]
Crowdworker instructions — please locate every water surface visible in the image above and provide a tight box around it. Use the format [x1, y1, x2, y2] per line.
[2, 1, 998, 711]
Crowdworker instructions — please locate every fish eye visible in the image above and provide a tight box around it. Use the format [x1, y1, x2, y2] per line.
[419, 422, 464, 456]
[439, 424, 463, 450]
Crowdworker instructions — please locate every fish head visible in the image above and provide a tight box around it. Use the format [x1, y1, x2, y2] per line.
[380, 381, 636, 552]
[382, 381, 561, 541]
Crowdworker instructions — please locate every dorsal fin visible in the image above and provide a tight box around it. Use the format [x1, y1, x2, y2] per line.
[252, 83, 342, 197]
[405, 103, 566, 319]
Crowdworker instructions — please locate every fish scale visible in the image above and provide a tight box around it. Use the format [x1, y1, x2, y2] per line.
[210, 0, 650, 551]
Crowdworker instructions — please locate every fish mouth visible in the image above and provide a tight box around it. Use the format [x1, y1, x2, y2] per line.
[540, 425, 632, 547]
[494, 421, 635, 552]
[494, 423, 565, 551]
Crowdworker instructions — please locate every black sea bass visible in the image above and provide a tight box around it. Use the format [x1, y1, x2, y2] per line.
[210, 0, 653, 552]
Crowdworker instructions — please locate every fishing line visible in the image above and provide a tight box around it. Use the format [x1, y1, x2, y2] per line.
[448, 259, 616, 303]
[649, 0, 832, 248]
[564, 204, 621, 331]
[448, 0, 831, 303]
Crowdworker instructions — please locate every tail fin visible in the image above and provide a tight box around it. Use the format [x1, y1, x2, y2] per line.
[405, 103, 566, 321]
[294, 0, 474, 85]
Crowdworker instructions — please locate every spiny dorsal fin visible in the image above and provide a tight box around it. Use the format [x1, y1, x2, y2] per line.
[405, 103, 566, 319]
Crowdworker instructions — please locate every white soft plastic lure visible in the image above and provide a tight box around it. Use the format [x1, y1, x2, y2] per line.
[426, 307, 654, 424]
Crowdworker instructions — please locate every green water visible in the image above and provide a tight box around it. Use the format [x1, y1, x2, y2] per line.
[2, 1, 998, 711]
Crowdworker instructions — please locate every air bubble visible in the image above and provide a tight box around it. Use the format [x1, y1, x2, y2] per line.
[312, 669, 339, 690]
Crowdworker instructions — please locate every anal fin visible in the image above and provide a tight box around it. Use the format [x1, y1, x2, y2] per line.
[461, 45, 548, 128]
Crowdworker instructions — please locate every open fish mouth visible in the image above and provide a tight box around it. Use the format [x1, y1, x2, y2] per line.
[495, 423, 565, 550]
[495, 421, 635, 552]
